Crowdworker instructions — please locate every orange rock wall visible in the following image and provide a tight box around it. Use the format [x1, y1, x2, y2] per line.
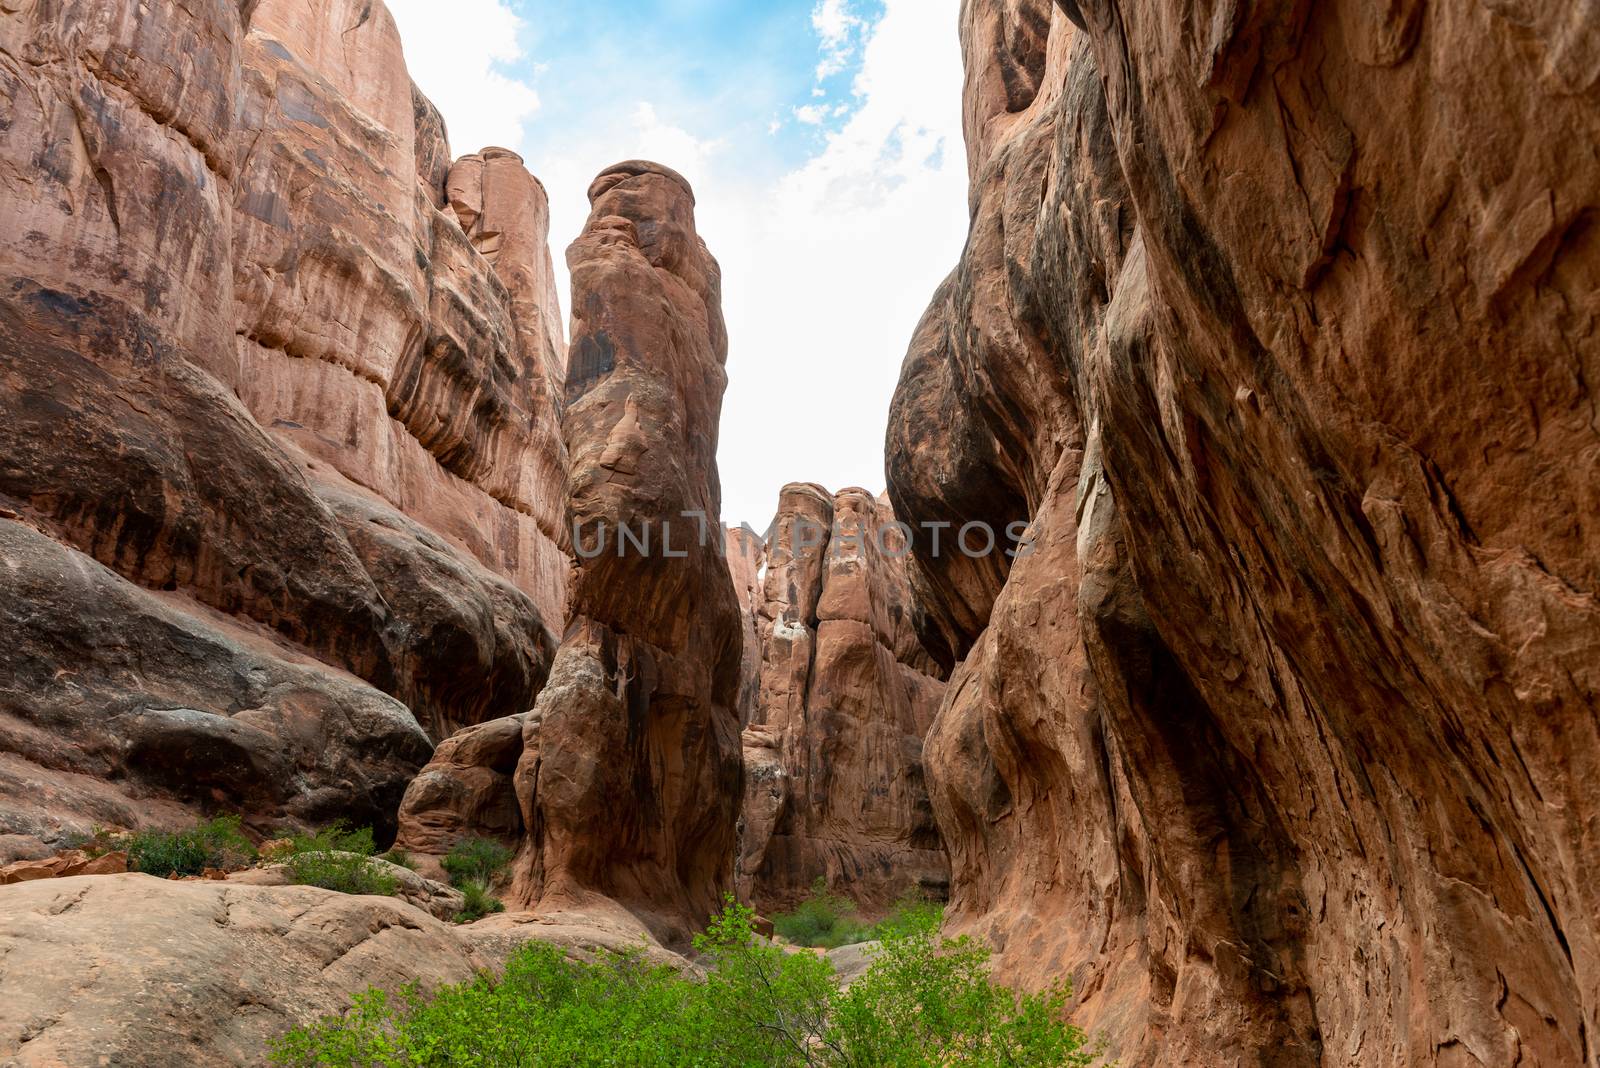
[0, 0, 567, 839]
[887, 1, 1600, 1064]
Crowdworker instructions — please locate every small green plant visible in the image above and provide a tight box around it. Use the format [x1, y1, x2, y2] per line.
[289, 820, 378, 858]
[129, 815, 256, 877]
[770, 878, 872, 948]
[830, 905, 1094, 1065]
[441, 835, 514, 888]
[282, 821, 397, 898]
[452, 878, 506, 924]
[271, 896, 1101, 1066]
[379, 847, 416, 870]
[868, 888, 947, 941]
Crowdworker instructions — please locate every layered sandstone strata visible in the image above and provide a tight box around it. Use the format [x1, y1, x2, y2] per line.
[399, 161, 744, 944]
[735, 485, 948, 914]
[888, 1, 1600, 1065]
[0, 0, 566, 841]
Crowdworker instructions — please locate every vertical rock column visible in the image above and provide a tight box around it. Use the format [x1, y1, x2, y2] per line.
[511, 161, 743, 943]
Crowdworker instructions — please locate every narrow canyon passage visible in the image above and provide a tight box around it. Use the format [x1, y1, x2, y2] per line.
[0, 0, 1596, 1065]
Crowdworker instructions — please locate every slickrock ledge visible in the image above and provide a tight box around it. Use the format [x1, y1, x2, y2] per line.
[0, 874, 688, 1068]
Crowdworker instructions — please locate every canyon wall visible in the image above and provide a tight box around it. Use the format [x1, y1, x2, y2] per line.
[0, 0, 567, 842]
[888, 1, 1600, 1065]
[736, 484, 948, 914]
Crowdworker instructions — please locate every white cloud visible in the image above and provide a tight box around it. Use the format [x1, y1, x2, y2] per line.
[812, 0, 864, 80]
[714, 0, 968, 526]
[793, 104, 829, 125]
[386, 0, 541, 153]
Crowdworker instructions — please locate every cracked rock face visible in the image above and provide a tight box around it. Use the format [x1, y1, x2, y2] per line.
[735, 484, 949, 915]
[888, 1, 1600, 1064]
[0, 0, 566, 841]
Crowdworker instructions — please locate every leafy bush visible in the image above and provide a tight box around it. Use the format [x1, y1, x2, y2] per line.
[289, 820, 378, 858]
[453, 879, 507, 924]
[129, 815, 256, 877]
[282, 821, 397, 898]
[770, 878, 872, 949]
[830, 906, 1093, 1066]
[271, 898, 1100, 1067]
[770, 880, 943, 949]
[868, 890, 947, 942]
[441, 836, 514, 888]
[380, 848, 416, 870]
[286, 850, 399, 897]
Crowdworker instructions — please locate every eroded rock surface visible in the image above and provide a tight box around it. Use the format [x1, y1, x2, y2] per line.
[888, 1, 1600, 1065]
[502, 161, 744, 945]
[726, 524, 766, 725]
[0, 0, 566, 841]
[0, 874, 689, 1068]
[736, 485, 948, 914]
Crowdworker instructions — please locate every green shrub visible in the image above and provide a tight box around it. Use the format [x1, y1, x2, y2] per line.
[282, 821, 396, 898]
[770, 878, 874, 949]
[129, 815, 256, 877]
[270, 897, 1101, 1067]
[452, 879, 506, 924]
[830, 906, 1094, 1066]
[867, 889, 947, 942]
[441, 836, 514, 888]
[286, 849, 399, 897]
[380, 848, 416, 870]
[289, 820, 378, 858]
[772, 882, 949, 950]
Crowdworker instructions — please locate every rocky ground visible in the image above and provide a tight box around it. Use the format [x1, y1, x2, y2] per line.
[0, 873, 689, 1067]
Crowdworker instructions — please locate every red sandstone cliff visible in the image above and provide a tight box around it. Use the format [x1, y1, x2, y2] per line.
[735, 484, 948, 914]
[888, 1, 1600, 1064]
[0, 0, 567, 841]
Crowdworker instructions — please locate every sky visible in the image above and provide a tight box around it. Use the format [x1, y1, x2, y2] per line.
[387, 0, 969, 528]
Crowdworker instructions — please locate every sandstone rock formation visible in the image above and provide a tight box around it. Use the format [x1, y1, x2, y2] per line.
[0, 873, 688, 1068]
[394, 712, 531, 865]
[888, 1, 1600, 1064]
[0, 0, 567, 841]
[736, 485, 948, 914]
[396, 161, 744, 944]
[726, 524, 766, 725]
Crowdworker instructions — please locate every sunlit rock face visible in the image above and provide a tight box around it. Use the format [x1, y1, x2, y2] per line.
[735, 484, 949, 915]
[888, 1, 1600, 1064]
[469, 160, 747, 946]
[0, 0, 566, 841]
